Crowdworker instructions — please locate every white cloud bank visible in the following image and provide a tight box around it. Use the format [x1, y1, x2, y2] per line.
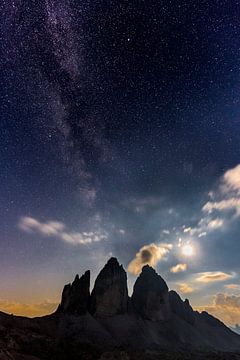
[19, 216, 107, 245]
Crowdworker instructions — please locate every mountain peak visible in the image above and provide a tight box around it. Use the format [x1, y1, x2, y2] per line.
[89, 258, 128, 317]
[132, 264, 170, 321]
[58, 270, 90, 315]
[139, 264, 168, 292]
[107, 257, 120, 266]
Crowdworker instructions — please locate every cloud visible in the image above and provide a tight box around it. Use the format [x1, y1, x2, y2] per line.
[61, 231, 106, 245]
[202, 198, 240, 217]
[183, 165, 240, 239]
[177, 283, 194, 294]
[0, 299, 58, 317]
[181, 217, 224, 240]
[196, 271, 233, 283]
[202, 164, 240, 218]
[222, 164, 240, 194]
[19, 217, 65, 235]
[170, 263, 187, 273]
[206, 218, 224, 229]
[19, 216, 107, 246]
[224, 284, 239, 290]
[196, 293, 240, 326]
[128, 243, 173, 275]
[198, 232, 207, 238]
[215, 293, 240, 308]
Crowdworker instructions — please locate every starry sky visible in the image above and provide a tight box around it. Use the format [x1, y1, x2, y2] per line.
[1, 0, 240, 326]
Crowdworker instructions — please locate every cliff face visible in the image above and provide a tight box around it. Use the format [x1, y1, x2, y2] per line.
[90, 257, 128, 317]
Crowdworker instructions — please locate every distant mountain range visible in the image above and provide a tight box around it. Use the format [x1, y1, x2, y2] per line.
[0, 257, 240, 360]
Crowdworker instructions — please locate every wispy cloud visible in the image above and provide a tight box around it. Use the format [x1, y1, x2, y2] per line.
[203, 198, 240, 217]
[128, 243, 173, 275]
[183, 164, 240, 239]
[196, 271, 233, 283]
[203, 164, 240, 218]
[19, 216, 108, 246]
[170, 263, 187, 273]
[19, 217, 65, 235]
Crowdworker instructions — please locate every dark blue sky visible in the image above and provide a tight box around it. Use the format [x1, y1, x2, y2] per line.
[1, 0, 240, 324]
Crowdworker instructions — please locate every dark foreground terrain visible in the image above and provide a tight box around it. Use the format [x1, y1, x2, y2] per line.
[0, 258, 240, 360]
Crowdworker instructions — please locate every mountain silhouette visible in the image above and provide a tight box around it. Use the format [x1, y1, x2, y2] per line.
[0, 257, 240, 360]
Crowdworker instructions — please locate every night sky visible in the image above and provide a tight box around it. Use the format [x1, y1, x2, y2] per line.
[1, 0, 240, 326]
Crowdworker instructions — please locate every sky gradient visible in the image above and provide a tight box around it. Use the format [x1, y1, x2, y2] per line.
[1, 0, 240, 327]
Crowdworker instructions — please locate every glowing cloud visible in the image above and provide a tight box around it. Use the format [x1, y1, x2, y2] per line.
[206, 218, 224, 229]
[196, 293, 240, 326]
[177, 283, 194, 294]
[170, 263, 187, 273]
[196, 271, 233, 283]
[128, 243, 172, 275]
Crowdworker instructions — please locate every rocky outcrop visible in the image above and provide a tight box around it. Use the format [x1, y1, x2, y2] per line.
[131, 265, 171, 321]
[58, 270, 90, 315]
[169, 290, 195, 325]
[90, 257, 128, 317]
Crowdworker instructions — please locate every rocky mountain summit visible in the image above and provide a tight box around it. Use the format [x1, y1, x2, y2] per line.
[89, 257, 128, 317]
[0, 257, 240, 360]
[131, 265, 171, 321]
[57, 270, 90, 315]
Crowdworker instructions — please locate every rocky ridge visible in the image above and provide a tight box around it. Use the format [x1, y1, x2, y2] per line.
[0, 257, 240, 359]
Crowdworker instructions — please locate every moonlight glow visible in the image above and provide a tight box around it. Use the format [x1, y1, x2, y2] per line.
[182, 244, 194, 257]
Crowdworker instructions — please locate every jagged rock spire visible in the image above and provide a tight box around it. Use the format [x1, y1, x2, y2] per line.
[89, 257, 128, 317]
[58, 270, 90, 315]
